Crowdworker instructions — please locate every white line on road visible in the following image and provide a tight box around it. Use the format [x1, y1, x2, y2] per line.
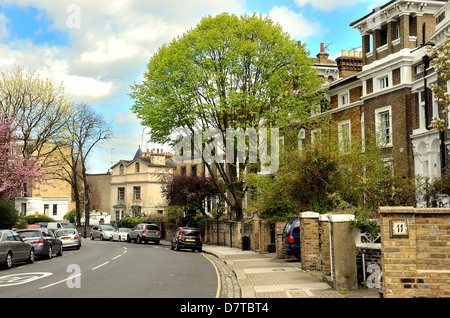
[112, 254, 122, 260]
[39, 274, 81, 290]
[91, 261, 109, 270]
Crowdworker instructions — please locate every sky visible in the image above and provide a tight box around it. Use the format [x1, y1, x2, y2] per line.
[0, 0, 386, 174]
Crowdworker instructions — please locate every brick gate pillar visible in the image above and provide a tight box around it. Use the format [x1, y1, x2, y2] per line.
[299, 212, 320, 270]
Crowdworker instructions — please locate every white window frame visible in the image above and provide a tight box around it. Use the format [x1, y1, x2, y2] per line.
[379, 76, 389, 90]
[375, 106, 393, 148]
[339, 92, 349, 107]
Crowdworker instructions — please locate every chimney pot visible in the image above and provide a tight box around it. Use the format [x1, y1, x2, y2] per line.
[341, 50, 347, 56]
[320, 43, 324, 52]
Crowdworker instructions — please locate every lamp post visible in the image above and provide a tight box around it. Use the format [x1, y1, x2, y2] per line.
[182, 185, 189, 222]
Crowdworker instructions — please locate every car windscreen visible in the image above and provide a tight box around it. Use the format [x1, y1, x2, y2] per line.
[56, 229, 76, 236]
[61, 223, 76, 228]
[102, 226, 115, 231]
[18, 230, 41, 238]
[182, 229, 200, 236]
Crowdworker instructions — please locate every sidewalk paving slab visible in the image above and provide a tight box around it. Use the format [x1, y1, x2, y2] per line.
[202, 243, 379, 299]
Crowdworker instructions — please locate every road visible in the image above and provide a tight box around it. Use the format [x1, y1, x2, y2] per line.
[0, 238, 220, 298]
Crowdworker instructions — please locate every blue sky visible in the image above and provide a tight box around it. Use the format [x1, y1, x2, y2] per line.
[0, 0, 385, 173]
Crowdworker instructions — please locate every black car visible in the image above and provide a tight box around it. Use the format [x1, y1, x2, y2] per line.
[171, 227, 202, 252]
[17, 228, 63, 259]
[281, 218, 301, 260]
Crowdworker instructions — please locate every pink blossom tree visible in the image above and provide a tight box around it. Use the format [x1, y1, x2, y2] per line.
[0, 111, 43, 199]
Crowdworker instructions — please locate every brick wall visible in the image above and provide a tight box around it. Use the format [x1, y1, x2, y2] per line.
[380, 206, 450, 298]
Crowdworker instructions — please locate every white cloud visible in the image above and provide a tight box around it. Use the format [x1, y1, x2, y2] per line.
[268, 6, 323, 39]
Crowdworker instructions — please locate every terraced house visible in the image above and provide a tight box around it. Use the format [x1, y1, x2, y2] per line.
[317, 0, 449, 206]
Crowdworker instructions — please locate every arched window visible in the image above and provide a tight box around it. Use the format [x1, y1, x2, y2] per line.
[119, 164, 124, 175]
[136, 162, 140, 173]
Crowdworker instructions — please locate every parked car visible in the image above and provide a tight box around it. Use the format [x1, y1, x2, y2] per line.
[377, 271, 384, 298]
[90, 225, 116, 241]
[47, 222, 76, 230]
[111, 228, 131, 242]
[127, 223, 161, 244]
[17, 228, 63, 259]
[54, 228, 81, 250]
[171, 227, 203, 252]
[281, 217, 301, 260]
[0, 230, 35, 269]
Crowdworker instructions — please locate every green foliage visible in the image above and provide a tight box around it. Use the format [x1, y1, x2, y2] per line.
[350, 210, 380, 238]
[22, 214, 55, 225]
[130, 12, 324, 221]
[119, 216, 166, 229]
[247, 124, 417, 219]
[0, 199, 19, 229]
[64, 209, 77, 223]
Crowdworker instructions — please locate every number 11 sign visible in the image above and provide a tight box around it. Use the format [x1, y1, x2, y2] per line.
[390, 219, 409, 237]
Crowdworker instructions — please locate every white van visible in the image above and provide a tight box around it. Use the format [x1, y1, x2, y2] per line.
[47, 222, 76, 230]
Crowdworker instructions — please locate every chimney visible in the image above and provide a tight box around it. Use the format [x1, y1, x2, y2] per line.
[316, 43, 330, 64]
[335, 50, 363, 78]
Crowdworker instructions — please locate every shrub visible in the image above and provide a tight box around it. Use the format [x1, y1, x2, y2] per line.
[0, 199, 19, 229]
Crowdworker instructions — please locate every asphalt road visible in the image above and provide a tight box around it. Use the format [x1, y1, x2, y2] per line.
[0, 238, 219, 298]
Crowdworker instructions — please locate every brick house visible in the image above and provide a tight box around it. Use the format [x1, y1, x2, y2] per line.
[348, 0, 449, 200]
[309, 0, 449, 207]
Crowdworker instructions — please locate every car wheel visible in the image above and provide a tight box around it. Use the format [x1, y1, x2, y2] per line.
[57, 244, 63, 256]
[127, 235, 131, 243]
[27, 248, 35, 264]
[3, 251, 12, 269]
[47, 245, 53, 259]
[154, 240, 160, 245]
[100, 235, 104, 241]
[175, 242, 180, 251]
[170, 241, 174, 250]
[136, 236, 141, 244]
[197, 247, 202, 253]
[90, 234, 94, 240]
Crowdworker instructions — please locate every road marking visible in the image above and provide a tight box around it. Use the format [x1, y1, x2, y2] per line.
[112, 254, 122, 260]
[201, 254, 221, 298]
[91, 261, 109, 270]
[39, 274, 81, 290]
[0, 273, 53, 287]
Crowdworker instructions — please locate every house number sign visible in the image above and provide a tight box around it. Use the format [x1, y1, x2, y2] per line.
[390, 219, 409, 237]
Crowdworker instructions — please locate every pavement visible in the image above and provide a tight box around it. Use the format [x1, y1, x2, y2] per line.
[202, 243, 379, 299]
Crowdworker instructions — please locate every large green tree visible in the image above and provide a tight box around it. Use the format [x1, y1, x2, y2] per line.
[130, 13, 323, 220]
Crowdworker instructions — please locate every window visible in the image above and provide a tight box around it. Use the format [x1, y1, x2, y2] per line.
[339, 93, 349, 107]
[311, 129, 321, 144]
[338, 120, 351, 152]
[53, 204, 58, 216]
[180, 166, 186, 175]
[133, 186, 141, 200]
[379, 76, 389, 89]
[135, 162, 140, 173]
[119, 164, 124, 175]
[118, 187, 125, 201]
[376, 106, 392, 147]
[191, 164, 197, 177]
[44, 204, 49, 216]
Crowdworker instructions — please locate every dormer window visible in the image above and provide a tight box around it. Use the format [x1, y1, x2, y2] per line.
[119, 164, 124, 175]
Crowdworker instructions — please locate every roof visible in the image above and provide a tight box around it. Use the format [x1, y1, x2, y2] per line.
[350, 0, 449, 27]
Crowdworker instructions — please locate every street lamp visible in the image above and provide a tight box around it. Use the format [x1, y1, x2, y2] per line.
[182, 185, 189, 220]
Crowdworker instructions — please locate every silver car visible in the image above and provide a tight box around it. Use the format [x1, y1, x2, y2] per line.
[0, 230, 35, 269]
[127, 223, 161, 244]
[90, 225, 116, 241]
[54, 229, 81, 250]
